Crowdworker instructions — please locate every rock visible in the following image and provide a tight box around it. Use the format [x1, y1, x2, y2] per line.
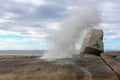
[80, 28, 104, 56]
[101, 52, 120, 79]
[0, 54, 119, 80]
[0, 59, 91, 80]
[77, 55, 119, 80]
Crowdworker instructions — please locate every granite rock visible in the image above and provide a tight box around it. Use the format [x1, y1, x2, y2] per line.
[0, 54, 119, 80]
[80, 28, 104, 56]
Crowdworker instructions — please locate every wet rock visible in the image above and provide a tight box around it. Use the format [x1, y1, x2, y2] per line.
[80, 28, 104, 56]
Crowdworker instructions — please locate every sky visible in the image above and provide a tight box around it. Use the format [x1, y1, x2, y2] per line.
[0, 0, 120, 51]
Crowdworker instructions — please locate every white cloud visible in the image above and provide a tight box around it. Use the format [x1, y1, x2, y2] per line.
[15, 0, 46, 6]
[104, 35, 119, 40]
[47, 22, 60, 31]
[0, 19, 14, 23]
[0, 26, 49, 40]
[0, 0, 119, 50]
[0, 30, 22, 36]
[0, 45, 39, 50]
[67, 6, 78, 11]
[3, 12, 19, 19]
[105, 46, 120, 51]
[0, 12, 18, 23]
[100, 23, 120, 29]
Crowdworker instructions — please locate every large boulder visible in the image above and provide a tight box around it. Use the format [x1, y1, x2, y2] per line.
[80, 28, 104, 56]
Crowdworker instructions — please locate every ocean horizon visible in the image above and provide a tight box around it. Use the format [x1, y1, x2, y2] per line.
[0, 50, 119, 56]
[0, 50, 81, 56]
[0, 50, 46, 56]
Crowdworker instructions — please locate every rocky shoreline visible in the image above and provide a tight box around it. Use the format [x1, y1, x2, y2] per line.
[0, 52, 119, 80]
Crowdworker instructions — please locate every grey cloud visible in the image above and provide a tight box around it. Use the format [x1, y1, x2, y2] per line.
[0, 0, 120, 36]
[0, 0, 75, 31]
[101, 5, 120, 23]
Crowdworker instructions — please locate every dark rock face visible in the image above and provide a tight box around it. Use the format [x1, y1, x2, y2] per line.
[80, 28, 104, 56]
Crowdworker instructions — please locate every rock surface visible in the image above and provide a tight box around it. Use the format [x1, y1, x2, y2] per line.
[80, 29, 104, 56]
[101, 52, 120, 79]
[0, 52, 119, 80]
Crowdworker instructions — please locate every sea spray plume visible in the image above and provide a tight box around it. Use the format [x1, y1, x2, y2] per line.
[42, 1, 101, 60]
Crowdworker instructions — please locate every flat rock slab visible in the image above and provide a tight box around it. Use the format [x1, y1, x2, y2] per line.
[77, 54, 119, 80]
[101, 52, 120, 79]
[0, 53, 119, 80]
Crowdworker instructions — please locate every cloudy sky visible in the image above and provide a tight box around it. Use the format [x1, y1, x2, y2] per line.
[0, 0, 120, 51]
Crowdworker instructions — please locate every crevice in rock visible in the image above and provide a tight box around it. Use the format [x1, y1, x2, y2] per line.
[100, 54, 120, 80]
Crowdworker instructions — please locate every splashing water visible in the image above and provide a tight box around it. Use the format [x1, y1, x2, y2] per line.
[42, 1, 101, 60]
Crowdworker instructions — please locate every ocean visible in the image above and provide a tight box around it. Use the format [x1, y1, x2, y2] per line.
[0, 50, 46, 56]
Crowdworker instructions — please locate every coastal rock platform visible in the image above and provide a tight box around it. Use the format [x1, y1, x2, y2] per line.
[0, 52, 119, 80]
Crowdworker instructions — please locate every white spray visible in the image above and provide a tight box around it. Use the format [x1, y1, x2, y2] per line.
[42, 1, 101, 60]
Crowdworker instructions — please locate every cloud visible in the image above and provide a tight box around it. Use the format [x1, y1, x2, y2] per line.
[0, 45, 46, 50]
[0, 0, 73, 33]
[100, 23, 120, 41]
[46, 22, 60, 31]
[0, 30, 49, 50]
[101, 2, 120, 24]
[0, 27, 49, 39]
[0, 0, 119, 50]
[14, 0, 46, 6]
[0, 0, 75, 38]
